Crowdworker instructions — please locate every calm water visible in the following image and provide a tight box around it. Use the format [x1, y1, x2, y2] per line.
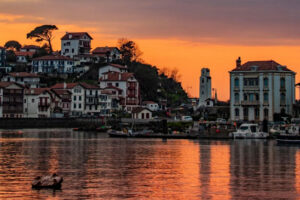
[0, 129, 300, 199]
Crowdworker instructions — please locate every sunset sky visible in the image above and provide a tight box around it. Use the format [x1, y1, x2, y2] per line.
[0, 0, 299, 100]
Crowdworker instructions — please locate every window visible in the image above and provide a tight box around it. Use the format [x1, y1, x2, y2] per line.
[79, 96, 82, 101]
[280, 78, 285, 89]
[74, 103, 76, 109]
[116, 83, 119, 87]
[244, 108, 248, 117]
[79, 103, 81, 109]
[235, 108, 239, 117]
[255, 94, 259, 101]
[263, 78, 269, 88]
[90, 90, 92, 95]
[264, 93, 269, 102]
[24, 99, 26, 103]
[72, 49, 74, 53]
[264, 109, 268, 118]
[234, 78, 239, 87]
[234, 93, 239, 103]
[74, 96, 76, 101]
[244, 94, 248, 101]
[32, 99, 35, 103]
[255, 108, 259, 118]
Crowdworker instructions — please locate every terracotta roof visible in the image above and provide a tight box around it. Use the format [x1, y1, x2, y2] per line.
[132, 107, 152, 113]
[231, 60, 293, 72]
[100, 64, 127, 72]
[8, 72, 39, 78]
[51, 89, 72, 98]
[51, 82, 99, 89]
[99, 72, 134, 81]
[0, 82, 25, 88]
[92, 47, 119, 54]
[25, 88, 50, 95]
[32, 55, 72, 61]
[103, 86, 123, 91]
[15, 51, 35, 57]
[21, 45, 40, 49]
[61, 32, 93, 40]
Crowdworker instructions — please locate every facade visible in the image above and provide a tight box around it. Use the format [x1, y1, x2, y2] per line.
[92, 47, 121, 62]
[98, 64, 128, 78]
[20, 45, 40, 53]
[0, 82, 24, 118]
[143, 101, 159, 111]
[198, 68, 212, 107]
[0, 47, 6, 68]
[24, 88, 52, 118]
[230, 58, 296, 122]
[61, 32, 93, 58]
[2, 72, 40, 88]
[50, 89, 72, 117]
[15, 51, 34, 63]
[99, 71, 140, 112]
[132, 107, 153, 120]
[32, 55, 74, 74]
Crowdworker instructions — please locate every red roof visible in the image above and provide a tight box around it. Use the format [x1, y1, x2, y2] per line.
[51, 82, 99, 89]
[61, 32, 93, 40]
[92, 47, 119, 54]
[32, 55, 72, 61]
[0, 82, 25, 88]
[15, 51, 35, 57]
[231, 60, 293, 72]
[8, 72, 39, 78]
[25, 88, 50, 95]
[100, 72, 135, 81]
[103, 86, 123, 91]
[21, 45, 40, 49]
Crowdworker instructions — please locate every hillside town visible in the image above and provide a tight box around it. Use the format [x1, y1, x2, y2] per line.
[0, 27, 299, 124]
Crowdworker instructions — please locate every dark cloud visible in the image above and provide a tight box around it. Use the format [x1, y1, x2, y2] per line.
[0, 0, 299, 45]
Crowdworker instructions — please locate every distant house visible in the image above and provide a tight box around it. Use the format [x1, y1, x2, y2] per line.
[1, 72, 40, 88]
[0, 82, 25, 118]
[132, 107, 153, 120]
[50, 89, 72, 117]
[92, 47, 121, 62]
[143, 101, 159, 111]
[98, 64, 128, 78]
[61, 32, 93, 58]
[15, 51, 35, 63]
[20, 45, 40, 53]
[32, 55, 74, 74]
[24, 88, 52, 118]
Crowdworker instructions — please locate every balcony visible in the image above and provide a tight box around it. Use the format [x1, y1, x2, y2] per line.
[241, 100, 260, 106]
[242, 86, 259, 91]
[38, 102, 50, 107]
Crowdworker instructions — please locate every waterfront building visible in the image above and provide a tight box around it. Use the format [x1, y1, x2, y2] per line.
[61, 32, 93, 58]
[2, 72, 40, 88]
[229, 58, 296, 122]
[132, 107, 153, 120]
[32, 55, 74, 74]
[20, 45, 40, 53]
[99, 71, 140, 112]
[0, 82, 25, 118]
[92, 47, 121, 62]
[50, 89, 72, 117]
[24, 88, 52, 118]
[198, 68, 212, 107]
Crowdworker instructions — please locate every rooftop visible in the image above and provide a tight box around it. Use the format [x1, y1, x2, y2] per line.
[100, 71, 134, 81]
[92, 47, 119, 54]
[21, 45, 40, 49]
[61, 32, 93, 40]
[15, 51, 35, 57]
[231, 60, 293, 72]
[32, 55, 73, 61]
[51, 82, 99, 89]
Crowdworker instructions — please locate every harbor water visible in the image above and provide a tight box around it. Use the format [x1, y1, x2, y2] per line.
[0, 129, 300, 199]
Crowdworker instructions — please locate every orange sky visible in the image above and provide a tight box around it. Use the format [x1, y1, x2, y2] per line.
[0, 16, 299, 100]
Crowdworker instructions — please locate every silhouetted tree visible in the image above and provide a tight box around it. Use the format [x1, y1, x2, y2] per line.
[27, 25, 58, 53]
[6, 50, 16, 62]
[118, 38, 143, 64]
[4, 40, 21, 51]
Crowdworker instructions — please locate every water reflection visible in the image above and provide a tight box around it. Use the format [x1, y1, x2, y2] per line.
[0, 129, 300, 199]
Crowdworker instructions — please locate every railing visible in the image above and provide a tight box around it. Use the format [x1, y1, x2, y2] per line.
[241, 100, 260, 106]
[38, 102, 50, 107]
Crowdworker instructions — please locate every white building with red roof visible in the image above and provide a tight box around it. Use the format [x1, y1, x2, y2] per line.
[20, 45, 40, 53]
[2, 72, 40, 88]
[98, 64, 128, 78]
[24, 88, 52, 118]
[230, 57, 296, 122]
[15, 51, 35, 63]
[92, 47, 120, 62]
[61, 32, 93, 58]
[99, 71, 140, 112]
[32, 55, 75, 74]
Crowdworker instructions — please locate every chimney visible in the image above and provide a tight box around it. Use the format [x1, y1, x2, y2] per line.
[236, 57, 241, 68]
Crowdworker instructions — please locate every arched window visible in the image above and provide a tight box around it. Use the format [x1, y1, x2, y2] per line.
[280, 78, 285, 89]
[235, 108, 240, 117]
[234, 93, 239, 103]
[263, 77, 269, 88]
[234, 78, 239, 87]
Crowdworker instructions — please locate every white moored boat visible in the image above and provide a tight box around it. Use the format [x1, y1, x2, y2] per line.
[230, 123, 269, 139]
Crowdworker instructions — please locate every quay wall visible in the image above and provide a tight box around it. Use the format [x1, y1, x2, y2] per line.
[0, 118, 103, 129]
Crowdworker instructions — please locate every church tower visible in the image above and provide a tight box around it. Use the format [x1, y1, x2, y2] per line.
[198, 68, 212, 107]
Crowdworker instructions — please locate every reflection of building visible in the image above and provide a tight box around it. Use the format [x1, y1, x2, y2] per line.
[230, 58, 296, 122]
[198, 68, 212, 107]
